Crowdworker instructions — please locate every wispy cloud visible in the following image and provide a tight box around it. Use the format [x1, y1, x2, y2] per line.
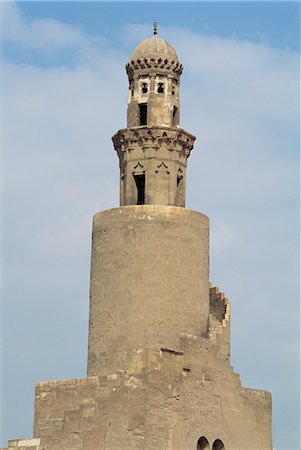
[2, 2, 107, 53]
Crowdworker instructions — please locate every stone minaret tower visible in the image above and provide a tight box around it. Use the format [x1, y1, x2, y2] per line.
[87, 27, 210, 379]
[113, 24, 192, 208]
[2, 27, 273, 450]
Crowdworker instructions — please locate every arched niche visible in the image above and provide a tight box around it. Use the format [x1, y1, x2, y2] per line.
[212, 439, 225, 450]
[197, 436, 210, 450]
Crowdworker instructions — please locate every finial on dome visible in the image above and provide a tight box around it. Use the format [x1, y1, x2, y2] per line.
[153, 22, 158, 35]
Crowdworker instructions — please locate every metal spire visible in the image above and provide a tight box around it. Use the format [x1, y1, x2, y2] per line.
[153, 22, 158, 35]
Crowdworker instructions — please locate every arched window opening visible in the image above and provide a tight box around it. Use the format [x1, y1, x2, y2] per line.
[173, 106, 178, 126]
[212, 439, 225, 450]
[139, 103, 147, 125]
[157, 82, 164, 94]
[142, 82, 148, 94]
[134, 174, 145, 205]
[197, 436, 210, 450]
[176, 170, 183, 203]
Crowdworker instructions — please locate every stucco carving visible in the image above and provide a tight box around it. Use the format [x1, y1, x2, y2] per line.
[112, 126, 195, 160]
[126, 58, 183, 83]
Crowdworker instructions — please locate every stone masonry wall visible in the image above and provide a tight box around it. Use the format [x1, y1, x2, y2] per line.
[3, 286, 271, 450]
[31, 330, 271, 450]
[88, 205, 210, 377]
[0, 438, 41, 450]
[208, 286, 231, 363]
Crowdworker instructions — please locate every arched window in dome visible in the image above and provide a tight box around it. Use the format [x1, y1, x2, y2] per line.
[197, 436, 210, 450]
[212, 439, 225, 450]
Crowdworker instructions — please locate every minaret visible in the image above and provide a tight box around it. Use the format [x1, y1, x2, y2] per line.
[112, 23, 195, 207]
[87, 26, 210, 376]
[5, 26, 272, 450]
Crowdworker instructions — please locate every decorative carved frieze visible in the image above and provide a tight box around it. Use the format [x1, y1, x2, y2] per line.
[126, 58, 183, 82]
[156, 161, 170, 174]
[112, 127, 196, 161]
[133, 162, 145, 174]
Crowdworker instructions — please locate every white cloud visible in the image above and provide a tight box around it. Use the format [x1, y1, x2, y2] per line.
[1, 2, 107, 54]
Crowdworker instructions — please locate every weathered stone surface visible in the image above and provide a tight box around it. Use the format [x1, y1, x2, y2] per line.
[88, 205, 209, 377]
[0, 438, 41, 450]
[112, 128, 195, 206]
[125, 36, 183, 116]
[31, 327, 271, 450]
[115, 35, 192, 209]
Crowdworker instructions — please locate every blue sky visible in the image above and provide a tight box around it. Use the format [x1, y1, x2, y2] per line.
[12, 1, 300, 51]
[1, 2, 300, 449]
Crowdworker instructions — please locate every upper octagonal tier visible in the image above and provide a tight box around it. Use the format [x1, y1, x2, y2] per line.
[126, 35, 183, 81]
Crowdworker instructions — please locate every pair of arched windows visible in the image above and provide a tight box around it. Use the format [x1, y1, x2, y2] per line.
[140, 81, 165, 94]
[197, 437, 225, 450]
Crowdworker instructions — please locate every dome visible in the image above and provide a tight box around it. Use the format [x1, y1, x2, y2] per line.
[131, 35, 179, 62]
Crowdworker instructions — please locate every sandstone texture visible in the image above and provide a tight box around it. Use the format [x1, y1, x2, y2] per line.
[2, 284, 271, 449]
[88, 205, 209, 376]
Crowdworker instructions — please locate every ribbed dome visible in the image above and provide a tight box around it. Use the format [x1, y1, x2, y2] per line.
[131, 35, 179, 62]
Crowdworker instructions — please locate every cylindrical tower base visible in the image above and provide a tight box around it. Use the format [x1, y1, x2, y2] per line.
[87, 205, 209, 376]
